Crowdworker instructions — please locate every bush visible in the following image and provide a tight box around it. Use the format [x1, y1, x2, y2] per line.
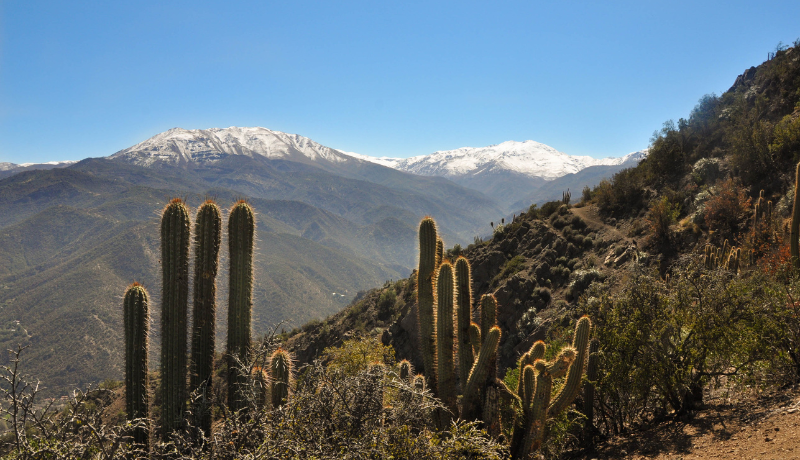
[703, 177, 752, 240]
[581, 263, 776, 435]
[595, 168, 645, 217]
[647, 196, 680, 248]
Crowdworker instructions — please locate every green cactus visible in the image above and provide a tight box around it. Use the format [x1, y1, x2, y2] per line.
[270, 348, 294, 409]
[417, 217, 438, 390]
[123, 283, 149, 446]
[399, 359, 414, 383]
[436, 261, 457, 423]
[792, 162, 800, 269]
[511, 316, 594, 460]
[461, 326, 501, 419]
[583, 338, 601, 435]
[455, 257, 474, 391]
[190, 199, 221, 435]
[436, 238, 444, 268]
[160, 198, 190, 435]
[227, 200, 255, 412]
[469, 322, 481, 358]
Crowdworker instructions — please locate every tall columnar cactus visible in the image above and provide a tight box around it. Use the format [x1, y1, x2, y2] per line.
[417, 217, 438, 389]
[479, 295, 498, 386]
[228, 200, 255, 411]
[511, 316, 594, 460]
[190, 200, 221, 435]
[583, 338, 601, 435]
[436, 238, 444, 268]
[454, 257, 474, 390]
[124, 283, 150, 446]
[160, 198, 190, 435]
[792, 162, 800, 269]
[270, 348, 294, 409]
[436, 261, 457, 423]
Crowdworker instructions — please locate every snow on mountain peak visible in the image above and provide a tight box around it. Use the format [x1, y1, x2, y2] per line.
[376, 140, 644, 180]
[111, 126, 352, 166]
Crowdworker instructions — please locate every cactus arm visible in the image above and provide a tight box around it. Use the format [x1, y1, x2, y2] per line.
[469, 322, 481, 358]
[583, 338, 600, 431]
[521, 361, 552, 457]
[546, 347, 577, 379]
[549, 316, 591, 415]
[436, 262, 458, 421]
[417, 218, 438, 390]
[462, 326, 500, 419]
[455, 257, 474, 393]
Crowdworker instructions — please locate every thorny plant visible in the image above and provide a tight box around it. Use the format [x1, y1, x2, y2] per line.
[0, 345, 147, 459]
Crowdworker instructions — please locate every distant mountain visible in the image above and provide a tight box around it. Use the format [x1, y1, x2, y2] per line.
[109, 127, 504, 242]
[351, 140, 646, 210]
[111, 126, 352, 167]
[0, 160, 76, 179]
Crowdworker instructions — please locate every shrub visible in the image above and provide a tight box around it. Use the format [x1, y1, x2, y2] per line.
[581, 264, 776, 435]
[703, 177, 752, 240]
[647, 196, 680, 248]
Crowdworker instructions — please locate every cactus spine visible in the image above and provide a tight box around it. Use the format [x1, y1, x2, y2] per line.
[227, 200, 255, 411]
[124, 283, 149, 446]
[583, 338, 601, 435]
[435, 261, 457, 423]
[190, 200, 221, 435]
[792, 162, 800, 269]
[461, 326, 501, 419]
[160, 198, 190, 435]
[417, 218, 438, 389]
[270, 348, 294, 409]
[455, 257, 474, 391]
[511, 316, 594, 459]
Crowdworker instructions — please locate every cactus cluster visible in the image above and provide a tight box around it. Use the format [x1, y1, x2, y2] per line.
[562, 189, 571, 205]
[416, 218, 505, 426]
[124, 198, 288, 442]
[509, 316, 593, 458]
[415, 216, 597, 457]
[703, 240, 742, 272]
[753, 189, 773, 232]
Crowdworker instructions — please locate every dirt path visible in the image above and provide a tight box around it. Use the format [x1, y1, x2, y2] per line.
[586, 388, 800, 459]
[571, 205, 631, 244]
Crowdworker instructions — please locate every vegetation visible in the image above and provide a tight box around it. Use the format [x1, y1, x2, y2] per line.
[3, 40, 800, 459]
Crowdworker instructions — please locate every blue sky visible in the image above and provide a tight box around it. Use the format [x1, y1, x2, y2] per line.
[1, 1, 799, 164]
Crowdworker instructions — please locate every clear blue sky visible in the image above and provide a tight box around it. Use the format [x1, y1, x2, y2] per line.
[1, 1, 799, 165]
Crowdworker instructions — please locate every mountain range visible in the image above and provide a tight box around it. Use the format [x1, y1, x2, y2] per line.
[0, 126, 640, 395]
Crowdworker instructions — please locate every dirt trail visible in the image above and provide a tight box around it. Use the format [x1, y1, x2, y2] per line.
[571, 205, 634, 246]
[588, 388, 800, 459]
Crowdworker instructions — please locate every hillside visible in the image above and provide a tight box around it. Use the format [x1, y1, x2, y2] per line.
[284, 40, 800, 458]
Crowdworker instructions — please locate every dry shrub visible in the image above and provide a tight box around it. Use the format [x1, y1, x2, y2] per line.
[703, 178, 752, 240]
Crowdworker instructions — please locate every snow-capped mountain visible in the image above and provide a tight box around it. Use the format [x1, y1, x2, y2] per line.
[111, 126, 356, 166]
[351, 140, 646, 210]
[109, 126, 645, 211]
[353, 140, 645, 180]
[0, 160, 76, 179]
